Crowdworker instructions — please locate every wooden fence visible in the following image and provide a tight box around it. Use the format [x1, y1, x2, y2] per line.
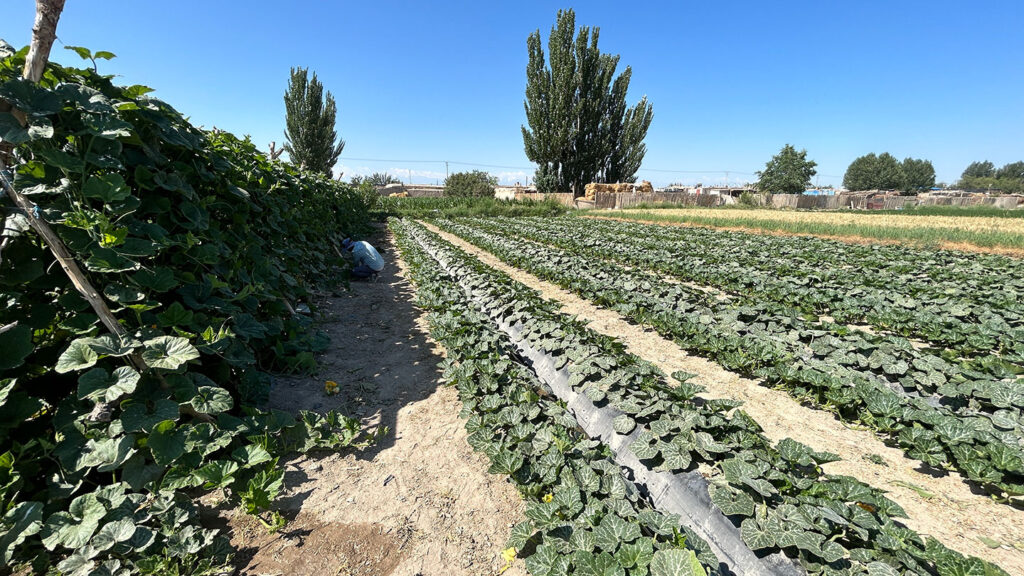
[770, 193, 1022, 210]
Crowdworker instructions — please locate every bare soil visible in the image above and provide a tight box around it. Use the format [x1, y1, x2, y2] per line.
[219, 227, 527, 576]
[422, 221, 1024, 573]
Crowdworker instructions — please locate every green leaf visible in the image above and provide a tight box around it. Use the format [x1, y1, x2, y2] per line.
[0, 501, 43, 564]
[189, 385, 234, 415]
[83, 173, 131, 203]
[593, 514, 641, 552]
[637, 509, 679, 536]
[41, 493, 106, 550]
[103, 282, 146, 303]
[709, 484, 755, 517]
[630, 431, 658, 460]
[78, 366, 140, 402]
[525, 543, 568, 576]
[232, 312, 267, 339]
[649, 549, 707, 576]
[91, 518, 136, 551]
[740, 517, 775, 550]
[157, 302, 194, 327]
[195, 460, 239, 490]
[65, 45, 93, 60]
[615, 538, 654, 569]
[85, 247, 140, 273]
[142, 336, 200, 369]
[506, 521, 534, 549]
[34, 146, 85, 172]
[231, 444, 273, 468]
[612, 414, 636, 435]
[148, 420, 186, 466]
[55, 339, 99, 373]
[0, 324, 33, 370]
[120, 399, 179, 432]
[81, 435, 136, 472]
[573, 550, 625, 576]
[524, 501, 560, 529]
[133, 267, 178, 292]
[488, 450, 524, 475]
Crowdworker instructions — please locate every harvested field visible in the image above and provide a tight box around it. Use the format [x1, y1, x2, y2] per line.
[600, 208, 1024, 254]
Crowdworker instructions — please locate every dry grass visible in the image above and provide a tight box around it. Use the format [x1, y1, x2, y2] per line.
[598, 208, 1024, 256]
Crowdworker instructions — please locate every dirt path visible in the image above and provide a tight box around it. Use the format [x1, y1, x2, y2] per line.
[422, 221, 1024, 573]
[224, 228, 527, 576]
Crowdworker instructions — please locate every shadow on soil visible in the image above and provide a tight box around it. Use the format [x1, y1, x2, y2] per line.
[268, 227, 444, 461]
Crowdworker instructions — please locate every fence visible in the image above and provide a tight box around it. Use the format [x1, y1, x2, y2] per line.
[769, 193, 1022, 210]
[588, 191, 725, 209]
[513, 192, 577, 207]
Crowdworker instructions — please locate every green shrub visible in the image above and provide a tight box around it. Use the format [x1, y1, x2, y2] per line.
[444, 170, 498, 197]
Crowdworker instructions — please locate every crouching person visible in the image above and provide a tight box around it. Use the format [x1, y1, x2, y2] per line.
[341, 238, 385, 280]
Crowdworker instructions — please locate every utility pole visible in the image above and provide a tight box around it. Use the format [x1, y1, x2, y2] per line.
[445, 161, 449, 180]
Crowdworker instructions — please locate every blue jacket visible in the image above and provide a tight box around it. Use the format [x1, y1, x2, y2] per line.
[352, 241, 385, 271]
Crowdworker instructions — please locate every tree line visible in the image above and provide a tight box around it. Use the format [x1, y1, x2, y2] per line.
[755, 145, 1024, 195]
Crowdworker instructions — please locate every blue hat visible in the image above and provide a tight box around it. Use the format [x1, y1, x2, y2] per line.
[342, 238, 354, 250]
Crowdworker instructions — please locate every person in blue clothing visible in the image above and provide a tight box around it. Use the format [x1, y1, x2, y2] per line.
[342, 238, 385, 280]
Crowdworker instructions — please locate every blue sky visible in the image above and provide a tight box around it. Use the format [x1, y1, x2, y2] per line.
[4, 1, 1022, 187]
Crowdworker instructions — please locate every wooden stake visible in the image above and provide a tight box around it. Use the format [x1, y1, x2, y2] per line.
[1, 169, 128, 339]
[23, 0, 66, 83]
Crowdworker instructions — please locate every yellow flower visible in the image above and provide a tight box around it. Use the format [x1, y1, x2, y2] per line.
[501, 547, 517, 563]
[541, 493, 553, 503]
[324, 380, 339, 395]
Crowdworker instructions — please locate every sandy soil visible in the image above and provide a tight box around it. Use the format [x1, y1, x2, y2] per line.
[422, 221, 1024, 573]
[221, 227, 527, 576]
[585, 214, 1024, 258]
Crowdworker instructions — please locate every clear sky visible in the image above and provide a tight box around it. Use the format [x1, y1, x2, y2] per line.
[4, 1, 1022, 187]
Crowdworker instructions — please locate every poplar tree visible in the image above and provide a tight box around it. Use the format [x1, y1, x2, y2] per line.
[522, 9, 653, 195]
[282, 67, 345, 176]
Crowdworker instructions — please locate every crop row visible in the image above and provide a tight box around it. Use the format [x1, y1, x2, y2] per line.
[391, 219, 717, 576]
[464, 216, 1022, 408]
[549, 216, 1024, 359]
[435, 218, 1024, 502]
[393, 218, 1006, 576]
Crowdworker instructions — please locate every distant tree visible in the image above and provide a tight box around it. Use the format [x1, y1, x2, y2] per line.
[522, 9, 653, 195]
[445, 170, 498, 197]
[755, 144, 817, 194]
[995, 161, 1024, 181]
[843, 152, 904, 191]
[368, 172, 401, 186]
[957, 160, 1023, 192]
[843, 153, 877, 191]
[283, 67, 345, 176]
[874, 153, 905, 190]
[900, 157, 935, 194]
[962, 160, 995, 179]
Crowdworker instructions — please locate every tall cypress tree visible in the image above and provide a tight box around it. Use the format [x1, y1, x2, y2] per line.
[522, 9, 653, 195]
[282, 67, 345, 176]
